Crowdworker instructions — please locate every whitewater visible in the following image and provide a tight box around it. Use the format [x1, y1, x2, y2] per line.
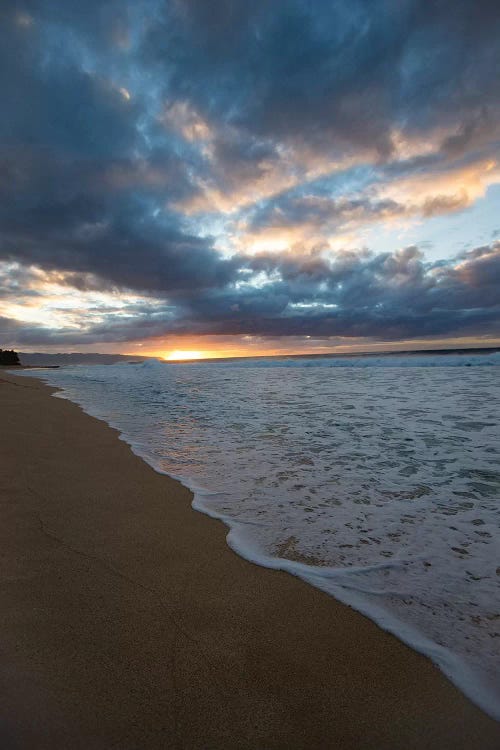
[20, 351, 500, 720]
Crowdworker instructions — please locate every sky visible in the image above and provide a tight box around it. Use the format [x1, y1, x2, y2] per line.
[0, 0, 499, 359]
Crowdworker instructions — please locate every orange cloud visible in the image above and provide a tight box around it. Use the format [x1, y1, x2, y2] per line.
[381, 158, 500, 212]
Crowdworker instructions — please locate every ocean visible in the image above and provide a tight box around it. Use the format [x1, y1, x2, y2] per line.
[20, 351, 500, 719]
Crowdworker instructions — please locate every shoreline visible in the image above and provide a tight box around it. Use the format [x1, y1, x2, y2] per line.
[1, 370, 499, 748]
[18, 365, 500, 722]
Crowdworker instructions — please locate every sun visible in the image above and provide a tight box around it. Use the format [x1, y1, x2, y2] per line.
[165, 350, 204, 361]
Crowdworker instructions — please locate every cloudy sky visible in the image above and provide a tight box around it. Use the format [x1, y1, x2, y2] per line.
[1, 0, 499, 358]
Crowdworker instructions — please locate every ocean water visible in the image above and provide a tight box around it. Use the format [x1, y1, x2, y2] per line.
[20, 352, 500, 719]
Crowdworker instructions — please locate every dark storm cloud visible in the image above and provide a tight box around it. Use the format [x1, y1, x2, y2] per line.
[0, 315, 19, 330]
[249, 196, 405, 232]
[1, 0, 499, 347]
[248, 189, 470, 234]
[4, 243, 499, 346]
[169, 243, 500, 340]
[0, 2, 233, 295]
[0, 146, 234, 294]
[147, 0, 500, 156]
[0, 203, 235, 294]
[0, 7, 142, 158]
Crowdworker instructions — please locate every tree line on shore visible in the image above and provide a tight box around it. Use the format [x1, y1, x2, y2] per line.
[0, 349, 21, 365]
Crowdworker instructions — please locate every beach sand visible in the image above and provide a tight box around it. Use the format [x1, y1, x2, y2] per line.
[0, 370, 498, 749]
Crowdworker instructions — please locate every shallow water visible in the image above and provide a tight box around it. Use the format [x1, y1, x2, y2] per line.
[20, 352, 500, 719]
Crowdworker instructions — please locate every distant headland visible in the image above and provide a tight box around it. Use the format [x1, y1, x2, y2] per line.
[0, 349, 21, 366]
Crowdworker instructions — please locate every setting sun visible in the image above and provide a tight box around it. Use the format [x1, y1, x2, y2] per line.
[165, 350, 204, 361]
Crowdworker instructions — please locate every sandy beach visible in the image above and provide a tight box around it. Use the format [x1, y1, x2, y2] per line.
[0, 370, 498, 749]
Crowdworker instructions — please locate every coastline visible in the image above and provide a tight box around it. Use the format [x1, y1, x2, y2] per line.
[1, 370, 498, 749]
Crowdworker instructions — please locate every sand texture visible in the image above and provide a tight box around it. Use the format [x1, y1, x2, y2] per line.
[0, 370, 498, 749]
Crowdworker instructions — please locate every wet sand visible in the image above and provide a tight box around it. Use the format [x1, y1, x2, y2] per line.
[0, 370, 498, 749]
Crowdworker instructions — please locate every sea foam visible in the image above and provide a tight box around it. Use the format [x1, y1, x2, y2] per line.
[18, 351, 500, 720]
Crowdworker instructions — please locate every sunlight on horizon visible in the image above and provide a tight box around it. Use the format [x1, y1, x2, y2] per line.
[165, 350, 205, 361]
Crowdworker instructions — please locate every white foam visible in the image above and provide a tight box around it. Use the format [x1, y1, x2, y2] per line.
[17, 353, 500, 720]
